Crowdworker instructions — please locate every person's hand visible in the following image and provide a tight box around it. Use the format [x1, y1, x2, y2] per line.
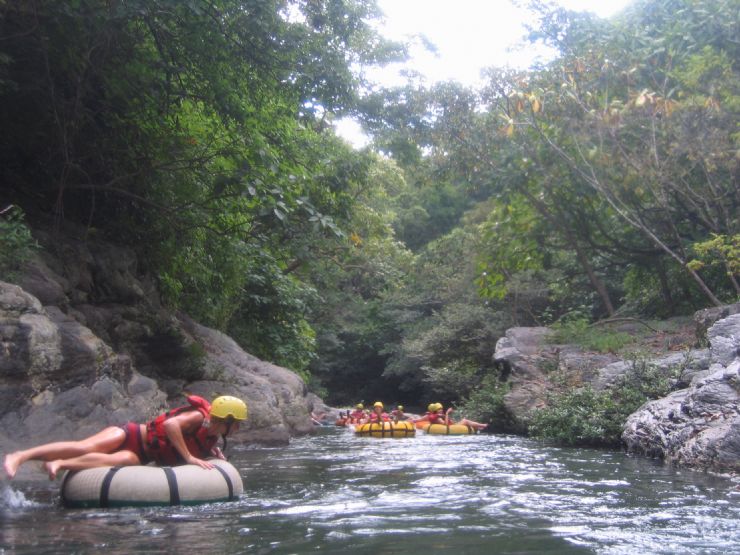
[187, 455, 214, 469]
[212, 447, 226, 460]
[446, 407, 453, 414]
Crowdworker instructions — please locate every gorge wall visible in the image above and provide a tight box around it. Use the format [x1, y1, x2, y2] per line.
[0, 224, 317, 468]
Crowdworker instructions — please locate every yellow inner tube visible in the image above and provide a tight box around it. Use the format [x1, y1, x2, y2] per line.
[354, 421, 416, 438]
[420, 423, 477, 435]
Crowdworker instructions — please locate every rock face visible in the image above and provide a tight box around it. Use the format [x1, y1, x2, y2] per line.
[493, 327, 621, 432]
[622, 314, 740, 473]
[493, 312, 740, 474]
[693, 302, 740, 344]
[492, 327, 552, 432]
[0, 225, 316, 460]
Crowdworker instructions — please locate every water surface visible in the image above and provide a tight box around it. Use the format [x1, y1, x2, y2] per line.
[2, 428, 738, 554]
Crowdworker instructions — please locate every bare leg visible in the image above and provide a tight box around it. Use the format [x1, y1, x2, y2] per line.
[458, 418, 488, 430]
[43, 450, 140, 480]
[3, 426, 126, 479]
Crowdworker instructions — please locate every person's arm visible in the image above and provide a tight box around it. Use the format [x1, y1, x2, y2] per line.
[445, 408, 453, 425]
[163, 411, 214, 469]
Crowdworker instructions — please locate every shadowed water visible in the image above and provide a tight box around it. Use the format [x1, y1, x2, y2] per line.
[2, 427, 738, 554]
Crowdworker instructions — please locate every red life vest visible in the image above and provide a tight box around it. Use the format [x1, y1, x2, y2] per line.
[427, 412, 442, 424]
[145, 395, 218, 465]
[368, 412, 390, 423]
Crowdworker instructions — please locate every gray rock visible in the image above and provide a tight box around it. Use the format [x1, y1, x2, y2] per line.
[493, 327, 553, 431]
[694, 302, 740, 344]
[562, 347, 620, 387]
[0, 281, 43, 315]
[593, 350, 707, 391]
[492, 327, 624, 430]
[18, 255, 69, 307]
[127, 371, 159, 396]
[622, 316, 740, 473]
[179, 314, 314, 443]
[0, 227, 323, 463]
[491, 305, 739, 475]
[706, 314, 740, 367]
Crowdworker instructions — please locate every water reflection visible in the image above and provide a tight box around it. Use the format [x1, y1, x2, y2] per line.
[2, 428, 738, 554]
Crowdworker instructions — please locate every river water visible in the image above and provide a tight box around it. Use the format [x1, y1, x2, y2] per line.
[1, 427, 738, 554]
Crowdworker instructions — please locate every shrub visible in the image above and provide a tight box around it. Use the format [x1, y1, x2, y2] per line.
[528, 387, 622, 446]
[528, 356, 684, 446]
[459, 372, 511, 430]
[549, 314, 632, 353]
[0, 205, 37, 280]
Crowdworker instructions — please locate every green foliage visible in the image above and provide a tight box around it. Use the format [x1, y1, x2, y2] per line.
[226, 259, 319, 374]
[529, 355, 684, 446]
[381, 227, 513, 402]
[0, 0, 408, 382]
[475, 0, 740, 314]
[392, 181, 471, 252]
[528, 387, 622, 447]
[2, 0, 737, 411]
[476, 197, 545, 301]
[0, 206, 37, 280]
[549, 315, 633, 353]
[420, 358, 483, 401]
[689, 234, 740, 298]
[622, 261, 710, 317]
[459, 372, 511, 430]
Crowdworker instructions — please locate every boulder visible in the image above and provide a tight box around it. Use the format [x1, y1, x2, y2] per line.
[177, 314, 315, 445]
[622, 314, 740, 473]
[593, 349, 711, 391]
[693, 302, 740, 344]
[493, 327, 552, 431]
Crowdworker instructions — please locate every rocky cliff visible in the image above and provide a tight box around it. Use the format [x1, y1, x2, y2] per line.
[0, 225, 317, 463]
[622, 314, 740, 473]
[493, 306, 740, 475]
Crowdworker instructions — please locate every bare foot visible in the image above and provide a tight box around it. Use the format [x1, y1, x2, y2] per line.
[42, 460, 61, 480]
[3, 452, 22, 479]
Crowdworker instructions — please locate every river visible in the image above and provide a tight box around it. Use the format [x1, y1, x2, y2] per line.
[1, 427, 738, 554]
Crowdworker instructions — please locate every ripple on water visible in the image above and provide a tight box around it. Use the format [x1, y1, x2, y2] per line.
[3, 430, 738, 555]
[412, 475, 462, 487]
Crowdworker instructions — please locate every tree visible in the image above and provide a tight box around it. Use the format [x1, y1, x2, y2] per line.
[0, 0, 407, 372]
[510, 0, 739, 307]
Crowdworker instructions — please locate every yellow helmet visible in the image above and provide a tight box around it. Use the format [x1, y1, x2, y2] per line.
[356, 403, 364, 409]
[397, 405, 404, 410]
[373, 401, 384, 409]
[427, 403, 436, 412]
[210, 396, 248, 421]
[434, 403, 443, 411]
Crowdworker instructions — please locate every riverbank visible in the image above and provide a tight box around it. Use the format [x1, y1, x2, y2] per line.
[491, 304, 740, 476]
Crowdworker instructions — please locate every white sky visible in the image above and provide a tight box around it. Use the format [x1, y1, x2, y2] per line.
[336, 0, 634, 146]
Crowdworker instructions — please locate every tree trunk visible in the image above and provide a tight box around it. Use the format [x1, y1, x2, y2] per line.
[655, 259, 674, 311]
[571, 236, 615, 316]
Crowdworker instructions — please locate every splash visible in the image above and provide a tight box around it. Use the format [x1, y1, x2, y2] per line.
[1, 484, 40, 510]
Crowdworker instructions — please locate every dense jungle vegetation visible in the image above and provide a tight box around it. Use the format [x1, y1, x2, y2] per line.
[1, 1, 738, 423]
